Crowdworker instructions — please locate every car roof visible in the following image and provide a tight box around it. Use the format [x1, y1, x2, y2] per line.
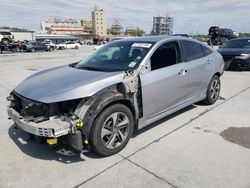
[119, 35, 194, 43]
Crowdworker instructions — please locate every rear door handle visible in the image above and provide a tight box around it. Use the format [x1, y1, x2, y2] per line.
[178, 69, 188, 76]
[206, 59, 213, 64]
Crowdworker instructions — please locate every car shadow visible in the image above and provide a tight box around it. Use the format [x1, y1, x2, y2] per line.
[8, 104, 197, 162]
[8, 124, 102, 163]
[133, 105, 196, 137]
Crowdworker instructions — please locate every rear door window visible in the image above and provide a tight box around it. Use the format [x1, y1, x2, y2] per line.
[150, 41, 181, 71]
[182, 40, 204, 61]
[202, 46, 212, 56]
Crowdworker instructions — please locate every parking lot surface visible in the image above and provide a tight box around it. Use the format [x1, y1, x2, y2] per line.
[0, 46, 250, 188]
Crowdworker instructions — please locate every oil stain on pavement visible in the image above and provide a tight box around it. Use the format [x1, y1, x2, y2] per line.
[220, 127, 250, 149]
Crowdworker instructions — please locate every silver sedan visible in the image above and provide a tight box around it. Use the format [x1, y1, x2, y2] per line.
[7, 36, 224, 156]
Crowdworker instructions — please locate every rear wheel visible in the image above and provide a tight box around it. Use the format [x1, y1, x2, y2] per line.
[75, 46, 79, 49]
[31, 48, 35, 52]
[90, 104, 134, 156]
[202, 75, 221, 105]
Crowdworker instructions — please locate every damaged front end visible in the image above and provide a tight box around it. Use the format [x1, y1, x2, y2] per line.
[7, 68, 142, 154]
[7, 92, 89, 152]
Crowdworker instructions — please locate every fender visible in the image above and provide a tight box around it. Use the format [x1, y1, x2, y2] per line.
[74, 91, 135, 140]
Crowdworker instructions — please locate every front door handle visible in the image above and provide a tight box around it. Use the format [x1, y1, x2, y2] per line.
[178, 69, 188, 76]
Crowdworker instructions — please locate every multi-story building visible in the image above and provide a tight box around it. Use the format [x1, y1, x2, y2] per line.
[110, 19, 123, 36]
[41, 17, 84, 35]
[151, 15, 173, 36]
[125, 26, 144, 36]
[81, 20, 93, 34]
[92, 7, 107, 36]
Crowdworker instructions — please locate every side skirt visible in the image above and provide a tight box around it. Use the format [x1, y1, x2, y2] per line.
[137, 96, 204, 130]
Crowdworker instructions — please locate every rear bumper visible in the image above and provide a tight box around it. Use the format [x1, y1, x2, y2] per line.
[7, 108, 70, 138]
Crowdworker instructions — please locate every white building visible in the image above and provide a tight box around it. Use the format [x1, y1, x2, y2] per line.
[92, 7, 107, 36]
[40, 17, 84, 34]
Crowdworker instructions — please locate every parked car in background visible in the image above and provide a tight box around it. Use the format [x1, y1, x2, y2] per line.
[7, 36, 224, 156]
[56, 41, 81, 50]
[0, 41, 27, 53]
[0, 43, 4, 53]
[217, 38, 250, 70]
[43, 40, 56, 51]
[0, 31, 14, 44]
[83, 40, 94, 45]
[11, 41, 28, 52]
[26, 41, 50, 52]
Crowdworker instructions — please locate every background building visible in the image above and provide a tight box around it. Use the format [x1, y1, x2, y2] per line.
[92, 7, 107, 36]
[41, 17, 84, 35]
[125, 26, 145, 36]
[81, 20, 93, 34]
[110, 19, 123, 36]
[151, 15, 173, 36]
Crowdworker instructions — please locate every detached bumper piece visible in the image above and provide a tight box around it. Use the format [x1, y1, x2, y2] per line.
[7, 108, 70, 138]
[7, 107, 88, 153]
[66, 130, 84, 152]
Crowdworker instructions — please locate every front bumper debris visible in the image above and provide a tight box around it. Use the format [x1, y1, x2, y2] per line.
[7, 108, 70, 138]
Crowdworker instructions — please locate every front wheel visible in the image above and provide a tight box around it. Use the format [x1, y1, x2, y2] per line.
[75, 46, 79, 49]
[1, 38, 10, 45]
[202, 75, 221, 105]
[90, 104, 134, 156]
[48, 47, 54, 51]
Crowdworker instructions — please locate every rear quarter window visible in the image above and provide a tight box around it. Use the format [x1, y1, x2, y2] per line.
[202, 45, 212, 56]
[182, 40, 204, 61]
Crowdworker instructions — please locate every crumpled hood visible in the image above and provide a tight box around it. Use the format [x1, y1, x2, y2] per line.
[217, 48, 250, 56]
[14, 65, 124, 103]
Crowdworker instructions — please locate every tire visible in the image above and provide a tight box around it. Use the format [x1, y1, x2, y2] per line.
[75, 46, 79, 50]
[15, 47, 21, 52]
[202, 75, 221, 105]
[31, 48, 35, 52]
[49, 47, 54, 51]
[1, 38, 10, 45]
[90, 104, 134, 156]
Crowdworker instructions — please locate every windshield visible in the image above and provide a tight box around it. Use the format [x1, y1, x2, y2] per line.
[76, 40, 154, 72]
[222, 39, 250, 48]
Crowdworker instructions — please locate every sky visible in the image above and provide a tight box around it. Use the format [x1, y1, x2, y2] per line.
[0, 0, 250, 34]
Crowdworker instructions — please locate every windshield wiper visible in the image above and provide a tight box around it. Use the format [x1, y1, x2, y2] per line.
[78, 66, 106, 72]
[69, 62, 79, 68]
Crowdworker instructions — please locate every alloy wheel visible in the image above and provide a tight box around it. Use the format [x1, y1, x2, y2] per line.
[210, 79, 220, 100]
[101, 112, 130, 149]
